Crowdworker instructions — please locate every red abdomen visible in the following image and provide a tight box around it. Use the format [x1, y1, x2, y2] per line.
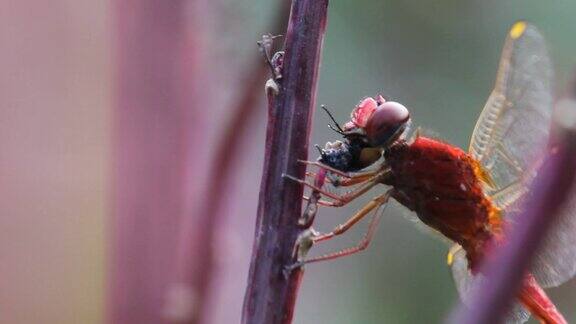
[384, 136, 500, 266]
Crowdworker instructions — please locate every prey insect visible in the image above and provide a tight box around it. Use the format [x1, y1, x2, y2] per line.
[285, 22, 574, 324]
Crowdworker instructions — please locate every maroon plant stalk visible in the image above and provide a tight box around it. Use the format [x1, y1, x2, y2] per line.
[242, 0, 329, 323]
[448, 93, 576, 323]
[166, 1, 291, 323]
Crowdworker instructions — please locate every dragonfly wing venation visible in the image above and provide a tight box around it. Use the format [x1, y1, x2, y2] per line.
[468, 22, 576, 286]
[505, 190, 576, 288]
[470, 22, 553, 200]
[531, 192, 576, 287]
[449, 245, 530, 323]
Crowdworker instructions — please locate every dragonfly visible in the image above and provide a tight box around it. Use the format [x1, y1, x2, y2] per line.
[284, 21, 575, 323]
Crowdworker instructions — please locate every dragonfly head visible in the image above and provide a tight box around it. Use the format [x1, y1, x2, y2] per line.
[343, 95, 411, 149]
[316, 95, 409, 172]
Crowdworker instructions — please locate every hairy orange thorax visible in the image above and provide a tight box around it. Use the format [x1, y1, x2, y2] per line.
[383, 136, 502, 270]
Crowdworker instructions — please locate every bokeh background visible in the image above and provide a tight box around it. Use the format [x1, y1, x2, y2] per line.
[1, 0, 575, 323]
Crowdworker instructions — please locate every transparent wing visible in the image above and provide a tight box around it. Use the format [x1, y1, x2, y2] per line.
[469, 21, 553, 208]
[469, 22, 576, 286]
[506, 192, 576, 288]
[532, 193, 576, 287]
[449, 245, 531, 323]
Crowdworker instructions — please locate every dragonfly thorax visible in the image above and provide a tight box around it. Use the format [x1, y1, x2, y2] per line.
[383, 136, 500, 266]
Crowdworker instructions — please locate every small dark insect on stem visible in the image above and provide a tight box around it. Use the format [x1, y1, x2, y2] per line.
[258, 33, 284, 79]
[448, 76, 576, 324]
[242, 0, 329, 323]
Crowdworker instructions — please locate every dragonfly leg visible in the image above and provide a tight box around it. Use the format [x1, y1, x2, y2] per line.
[306, 171, 332, 182]
[297, 160, 380, 179]
[302, 196, 337, 207]
[296, 168, 379, 226]
[314, 191, 391, 242]
[301, 172, 381, 207]
[317, 175, 384, 207]
[305, 171, 374, 186]
[336, 173, 379, 187]
[304, 171, 374, 187]
[284, 172, 382, 206]
[287, 191, 391, 270]
[283, 173, 343, 201]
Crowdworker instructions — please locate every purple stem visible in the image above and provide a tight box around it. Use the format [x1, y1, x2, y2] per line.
[448, 90, 576, 323]
[242, 0, 329, 323]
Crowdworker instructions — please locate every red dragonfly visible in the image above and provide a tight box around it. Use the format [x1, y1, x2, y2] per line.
[285, 21, 575, 323]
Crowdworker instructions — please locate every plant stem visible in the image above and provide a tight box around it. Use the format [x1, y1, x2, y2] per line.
[448, 83, 576, 323]
[242, 0, 329, 323]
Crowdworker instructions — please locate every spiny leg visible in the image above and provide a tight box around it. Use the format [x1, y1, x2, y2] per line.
[337, 174, 379, 186]
[299, 168, 333, 227]
[314, 191, 391, 242]
[297, 160, 381, 179]
[306, 171, 333, 182]
[305, 171, 377, 187]
[283, 173, 342, 201]
[302, 196, 339, 207]
[288, 191, 391, 270]
[284, 172, 382, 207]
[303, 193, 363, 209]
[302, 172, 380, 206]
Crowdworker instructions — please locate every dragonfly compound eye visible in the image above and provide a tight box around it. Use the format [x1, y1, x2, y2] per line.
[365, 101, 410, 147]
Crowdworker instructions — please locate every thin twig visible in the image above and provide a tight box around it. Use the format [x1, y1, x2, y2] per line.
[448, 79, 576, 323]
[242, 0, 329, 323]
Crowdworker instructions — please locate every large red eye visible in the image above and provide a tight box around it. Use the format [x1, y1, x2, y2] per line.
[365, 101, 410, 146]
